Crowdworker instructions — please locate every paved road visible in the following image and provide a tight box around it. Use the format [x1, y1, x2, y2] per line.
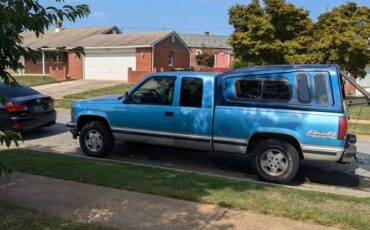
[32, 80, 124, 99]
[5, 111, 370, 197]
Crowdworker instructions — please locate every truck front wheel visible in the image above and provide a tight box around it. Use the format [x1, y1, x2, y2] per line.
[252, 139, 299, 184]
[79, 121, 114, 158]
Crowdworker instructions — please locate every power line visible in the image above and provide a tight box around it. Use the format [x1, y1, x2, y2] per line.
[121, 26, 232, 31]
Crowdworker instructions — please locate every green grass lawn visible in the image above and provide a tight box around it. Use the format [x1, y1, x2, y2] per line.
[56, 84, 133, 109]
[349, 106, 370, 120]
[13, 75, 59, 86]
[0, 201, 113, 230]
[1, 149, 370, 229]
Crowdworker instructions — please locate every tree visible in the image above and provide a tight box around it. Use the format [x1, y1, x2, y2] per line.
[0, 0, 90, 177]
[228, 0, 313, 66]
[0, 0, 90, 85]
[229, 0, 370, 78]
[196, 52, 215, 67]
[309, 2, 370, 78]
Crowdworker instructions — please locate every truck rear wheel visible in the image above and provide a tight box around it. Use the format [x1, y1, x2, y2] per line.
[79, 121, 114, 158]
[252, 139, 299, 184]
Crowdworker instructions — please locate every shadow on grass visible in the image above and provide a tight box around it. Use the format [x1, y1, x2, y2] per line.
[1, 149, 370, 229]
[110, 141, 362, 188]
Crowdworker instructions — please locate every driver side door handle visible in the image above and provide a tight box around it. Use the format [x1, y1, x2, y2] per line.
[164, 111, 174, 117]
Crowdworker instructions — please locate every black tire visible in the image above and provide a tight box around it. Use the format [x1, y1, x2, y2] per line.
[252, 139, 299, 184]
[79, 121, 114, 158]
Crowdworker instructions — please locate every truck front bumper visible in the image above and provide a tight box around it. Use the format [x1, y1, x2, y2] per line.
[66, 122, 78, 139]
[338, 134, 357, 163]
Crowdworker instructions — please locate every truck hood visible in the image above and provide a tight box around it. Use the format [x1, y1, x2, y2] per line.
[81, 95, 122, 104]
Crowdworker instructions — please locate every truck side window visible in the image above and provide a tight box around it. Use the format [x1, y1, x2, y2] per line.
[235, 79, 290, 101]
[261, 80, 290, 101]
[296, 74, 311, 103]
[130, 77, 175, 105]
[314, 74, 329, 105]
[235, 80, 262, 99]
[180, 77, 203, 107]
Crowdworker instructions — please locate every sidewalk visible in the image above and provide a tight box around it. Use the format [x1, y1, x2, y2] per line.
[0, 173, 334, 230]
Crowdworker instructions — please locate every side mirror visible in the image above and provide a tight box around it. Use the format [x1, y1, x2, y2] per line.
[124, 91, 131, 103]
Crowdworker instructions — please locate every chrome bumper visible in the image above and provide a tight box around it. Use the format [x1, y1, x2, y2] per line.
[338, 134, 357, 163]
[302, 134, 357, 163]
[66, 122, 78, 139]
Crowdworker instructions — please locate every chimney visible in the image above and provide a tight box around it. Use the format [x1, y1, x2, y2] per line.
[204, 31, 210, 36]
[55, 21, 62, 32]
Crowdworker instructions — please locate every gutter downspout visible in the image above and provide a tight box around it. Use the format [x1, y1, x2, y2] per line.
[189, 50, 192, 70]
[151, 45, 155, 72]
[42, 51, 46, 75]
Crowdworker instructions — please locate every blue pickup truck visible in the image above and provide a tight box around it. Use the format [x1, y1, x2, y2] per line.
[67, 65, 359, 184]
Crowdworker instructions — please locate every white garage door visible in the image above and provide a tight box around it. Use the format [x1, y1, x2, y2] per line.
[84, 51, 136, 81]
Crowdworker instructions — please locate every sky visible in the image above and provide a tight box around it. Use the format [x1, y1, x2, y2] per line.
[41, 0, 369, 36]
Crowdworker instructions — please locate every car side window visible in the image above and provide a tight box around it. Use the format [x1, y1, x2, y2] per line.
[130, 77, 175, 105]
[296, 73, 311, 103]
[180, 77, 203, 107]
[314, 74, 329, 105]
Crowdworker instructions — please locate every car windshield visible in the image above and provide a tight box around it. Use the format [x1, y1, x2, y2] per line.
[0, 82, 39, 99]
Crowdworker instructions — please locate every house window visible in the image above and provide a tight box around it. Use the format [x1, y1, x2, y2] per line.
[168, 52, 174, 67]
[36, 55, 43, 63]
[171, 35, 175, 42]
[52, 52, 66, 63]
[195, 49, 202, 56]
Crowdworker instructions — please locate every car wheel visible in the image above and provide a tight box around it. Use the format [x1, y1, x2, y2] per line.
[79, 121, 114, 158]
[252, 139, 299, 184]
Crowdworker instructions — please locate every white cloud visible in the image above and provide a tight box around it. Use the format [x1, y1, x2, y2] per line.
[90, 12, 105, 18]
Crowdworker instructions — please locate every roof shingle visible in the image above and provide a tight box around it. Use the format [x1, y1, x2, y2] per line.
[179, 33, 232, 49]
[20, 26, 172, 48]
[21, 26, 114, 48]
[75, 31, 172, 47]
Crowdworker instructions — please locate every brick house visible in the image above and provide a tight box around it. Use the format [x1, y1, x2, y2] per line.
[20, 25, 190, 82]
[355, 66, 370, 95]
[179, 32, 234, 70]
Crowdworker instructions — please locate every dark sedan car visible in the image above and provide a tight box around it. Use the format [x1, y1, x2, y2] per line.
[0, 83, 56, 132]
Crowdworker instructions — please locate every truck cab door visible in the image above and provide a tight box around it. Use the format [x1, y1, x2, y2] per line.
[173, 76, 214, 151]
[113, 76, 176, 147]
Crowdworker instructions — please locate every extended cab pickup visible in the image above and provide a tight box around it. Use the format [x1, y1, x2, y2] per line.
[67, 65, 358, 184]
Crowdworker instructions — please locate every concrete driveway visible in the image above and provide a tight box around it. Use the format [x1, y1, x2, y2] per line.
[2, 110, 369, 197]
[32, 80, 124, 99]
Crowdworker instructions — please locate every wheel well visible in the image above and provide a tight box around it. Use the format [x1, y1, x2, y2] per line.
[247, 133, 303, 159]
[77, 115, 111, 132]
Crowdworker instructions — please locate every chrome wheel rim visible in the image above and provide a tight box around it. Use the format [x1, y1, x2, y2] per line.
[85, 130, 103, 152]
[260, 149, 288, 176]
